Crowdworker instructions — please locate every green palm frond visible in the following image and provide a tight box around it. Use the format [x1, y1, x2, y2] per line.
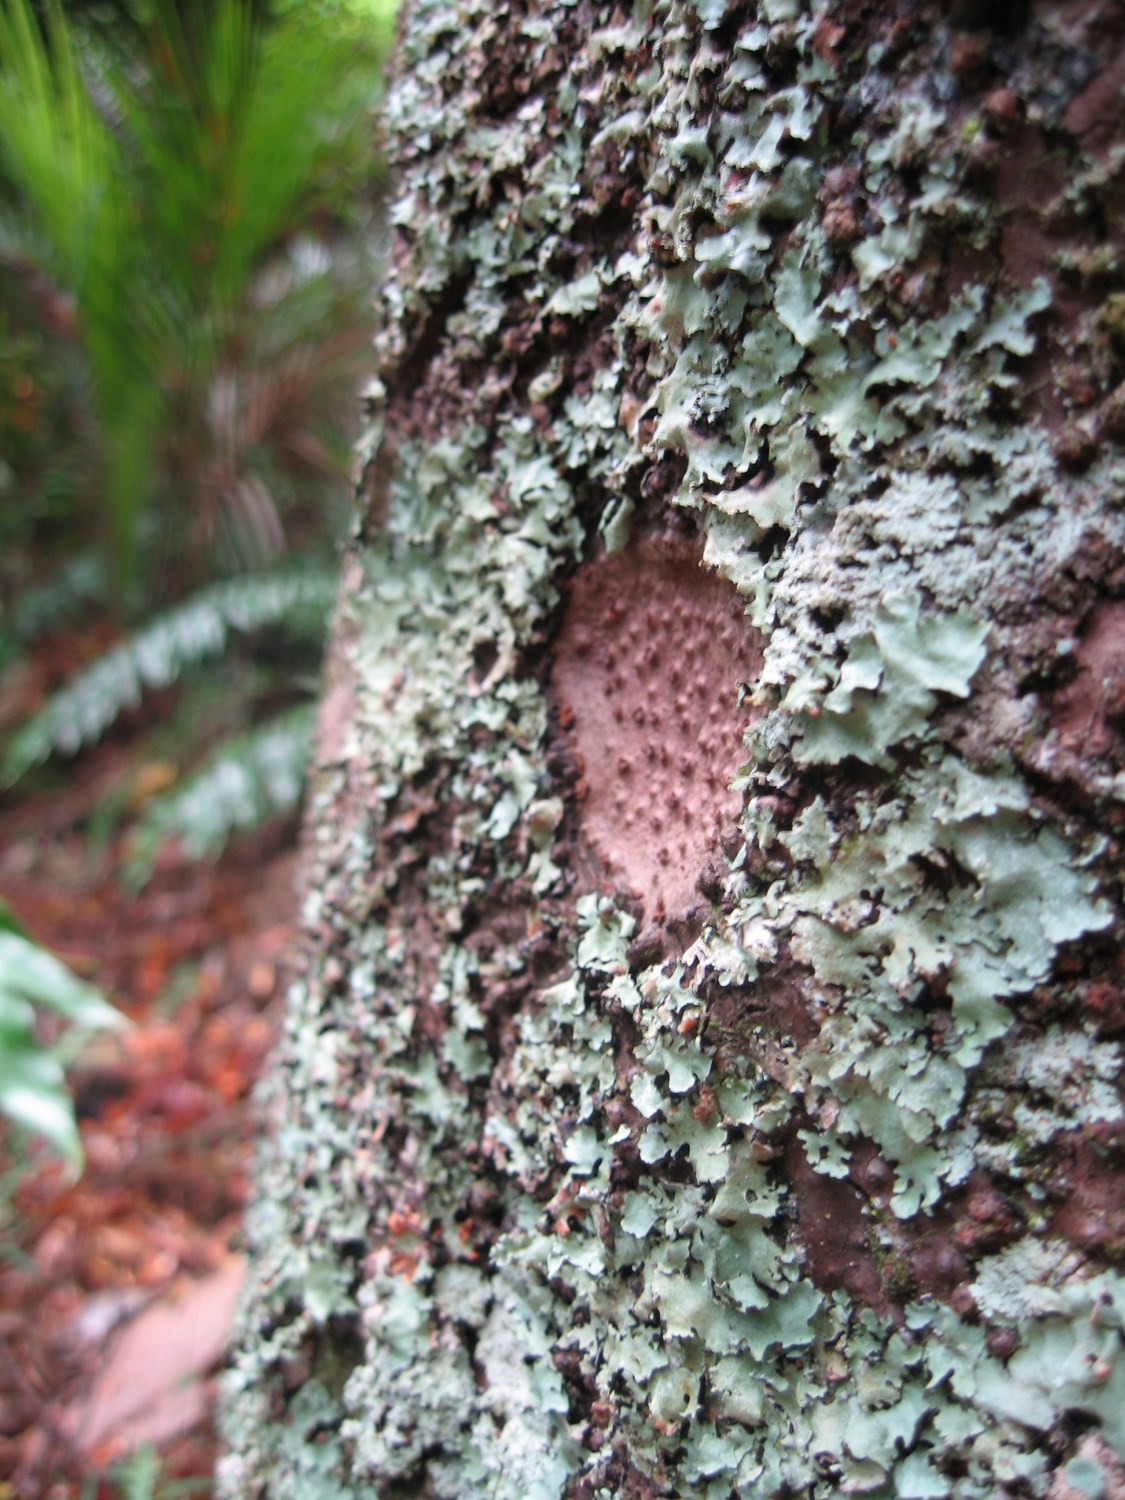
[107, 0, 384, 318]
[3, 569, 334, 783]
[0, 0, 164, 579]
[0, 0, 119, 287]
[0, 0, 390, 585]
[127, 700, 315, 882]
[154, 250, 373, 574]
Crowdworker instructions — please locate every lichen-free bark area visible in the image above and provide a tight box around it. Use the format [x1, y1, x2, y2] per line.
[221, 2, 1125, 1496]
[553, 536, 762, 922]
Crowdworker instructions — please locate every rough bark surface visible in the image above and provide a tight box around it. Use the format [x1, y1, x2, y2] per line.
[221, 1, 1125, 1495]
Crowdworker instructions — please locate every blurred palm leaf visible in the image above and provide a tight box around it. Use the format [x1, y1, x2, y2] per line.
[0, 0, 391, 887]
[0, 0, 388, 585]
[0, 0, 161, 579]
[160, 245, 373, 572]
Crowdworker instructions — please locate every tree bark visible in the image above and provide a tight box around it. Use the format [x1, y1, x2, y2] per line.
[220, 2, 1125, 1496]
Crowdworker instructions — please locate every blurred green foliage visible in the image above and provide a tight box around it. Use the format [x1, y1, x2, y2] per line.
[0, 0, 394, 870]
[0, 0, 394, 587]
[0, 894, 125, 1171]
[3, 567, 335, 781]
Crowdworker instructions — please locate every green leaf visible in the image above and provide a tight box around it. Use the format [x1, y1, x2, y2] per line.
[0, 925, 125, 1170]
[0, 931, 123, 1030]
[0, 0, 389, 584]
[0, 897, 27, 938]
[0, 1027, 80, 1169]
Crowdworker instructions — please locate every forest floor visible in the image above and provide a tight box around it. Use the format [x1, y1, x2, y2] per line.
[0, 644, 301, 1500]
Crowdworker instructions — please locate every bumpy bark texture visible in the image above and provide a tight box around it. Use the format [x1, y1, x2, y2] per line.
[221, 2, 1125, 1495]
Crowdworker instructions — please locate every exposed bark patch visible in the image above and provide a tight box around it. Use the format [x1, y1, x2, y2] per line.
[315, 680, 356, 769]
[1050, 600, 1125, 763]
[706, 956, 821, 1078]
[1050, 1432, 1125, 1500]
[784, 1134, 892, 1319]
[570, 1443, 666, 1500]
[312, 554, 363, 771]
[991, 121, 1068, 289]
[903, 1222, 973, 1312]
[551, 536, 762, 921]
[1062, 12, 1125, 159]
[786, 1135, 994, 1321]
[1049, 1131, 1125, 1260]
[1083, 969, 1125, 1036]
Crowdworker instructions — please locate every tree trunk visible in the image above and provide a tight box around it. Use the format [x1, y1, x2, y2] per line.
[220, 2, 1125, 1495]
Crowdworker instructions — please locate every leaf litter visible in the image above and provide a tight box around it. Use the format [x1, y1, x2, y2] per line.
[0, 716, 298, 1498]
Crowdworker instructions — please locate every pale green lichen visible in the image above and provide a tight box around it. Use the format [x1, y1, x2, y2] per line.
[786, 591, 989, 766]
[220, 0, 1125, 1495]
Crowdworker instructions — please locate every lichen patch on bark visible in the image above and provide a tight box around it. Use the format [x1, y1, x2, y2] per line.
[552, 535, 761, 921]
[220, 1, 1125, 1495]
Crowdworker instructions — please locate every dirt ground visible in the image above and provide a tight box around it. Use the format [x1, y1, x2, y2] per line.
[0, 721, 300, 1498]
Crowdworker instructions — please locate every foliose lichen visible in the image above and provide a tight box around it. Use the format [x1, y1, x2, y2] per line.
[220, 2, 1125, 1496]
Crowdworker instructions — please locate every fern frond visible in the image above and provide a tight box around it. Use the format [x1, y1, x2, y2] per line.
[127, 701, 315, 882]
[2, 570, 334, 783]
